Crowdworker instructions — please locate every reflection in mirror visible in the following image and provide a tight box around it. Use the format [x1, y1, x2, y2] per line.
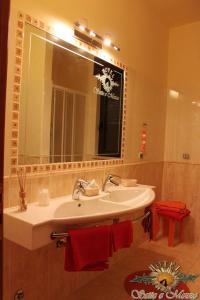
[19, 23, 124, 165]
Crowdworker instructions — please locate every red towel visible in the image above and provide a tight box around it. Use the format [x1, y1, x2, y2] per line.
[158, 208, 190, 221]
[152, 200, 190, 240]
[155, 200, 187, 213]
[65, 225, 112, 272]
[111, 220, 133, 251]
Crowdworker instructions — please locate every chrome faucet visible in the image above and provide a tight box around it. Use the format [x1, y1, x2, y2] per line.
[102, 174, 120, 192]
[72, 178, 89, 200]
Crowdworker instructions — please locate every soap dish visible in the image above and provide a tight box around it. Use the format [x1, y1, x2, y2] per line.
[121, 178, 138, 187]
[84, 187, 99, 197]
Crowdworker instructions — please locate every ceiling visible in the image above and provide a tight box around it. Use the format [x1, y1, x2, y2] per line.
[149, 0, 200, 27]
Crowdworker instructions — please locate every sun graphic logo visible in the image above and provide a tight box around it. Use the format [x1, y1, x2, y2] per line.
[149, 261, 180, 292]
[125, 260, 199, 299]
[95, 67, 119, 93]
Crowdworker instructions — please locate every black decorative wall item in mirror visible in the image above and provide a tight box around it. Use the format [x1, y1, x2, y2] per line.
[94, 57, 123, 157]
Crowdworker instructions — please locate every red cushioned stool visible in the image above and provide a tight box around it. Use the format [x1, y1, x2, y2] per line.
[158, 209, 190, 247]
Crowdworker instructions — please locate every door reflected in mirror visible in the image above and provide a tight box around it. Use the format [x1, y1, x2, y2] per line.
[19, 23, 124, 165]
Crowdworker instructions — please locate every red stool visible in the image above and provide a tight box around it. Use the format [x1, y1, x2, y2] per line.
[158, 209, 190, 247]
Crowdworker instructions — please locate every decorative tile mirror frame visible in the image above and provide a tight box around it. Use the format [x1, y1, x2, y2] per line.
[10, 12, 128, 175]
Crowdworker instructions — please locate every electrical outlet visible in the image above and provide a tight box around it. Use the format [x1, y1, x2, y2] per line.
[139, 152, 144, 160]
[182, 153, 190, 160]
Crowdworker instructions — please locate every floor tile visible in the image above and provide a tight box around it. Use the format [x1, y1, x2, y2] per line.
[68, 239, 200, 299]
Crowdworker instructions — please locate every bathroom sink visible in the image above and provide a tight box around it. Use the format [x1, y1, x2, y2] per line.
[4, 184, 155, 249]
[52, 186, 155, 224]
[108, 187, 151, 204]
[53, 198, 128, 223]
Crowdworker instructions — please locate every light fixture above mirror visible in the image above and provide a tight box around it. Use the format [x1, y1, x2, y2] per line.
[74, 21, 120, 51]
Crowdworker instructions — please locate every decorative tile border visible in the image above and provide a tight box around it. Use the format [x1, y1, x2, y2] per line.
[10, 11, 128, 176]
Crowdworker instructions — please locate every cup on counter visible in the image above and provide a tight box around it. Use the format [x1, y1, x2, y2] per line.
[38, 188, 50, 206]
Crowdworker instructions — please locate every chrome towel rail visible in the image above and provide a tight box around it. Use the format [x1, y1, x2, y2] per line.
[50, 211, 150, 240]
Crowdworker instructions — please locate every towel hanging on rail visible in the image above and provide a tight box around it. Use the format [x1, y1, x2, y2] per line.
[64, 221, 134, 272]
[65, 225, 112, 272]
[111, 220, 133, 251]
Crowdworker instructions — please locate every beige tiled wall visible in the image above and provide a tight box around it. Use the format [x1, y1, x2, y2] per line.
[165, 21, 200, 164]
[162, 162, 200, 244]
[3, 162, 163, 208]
[4, 220, 145, 300]
[4, 161, 163, 299]
[162, 21, 200, 246]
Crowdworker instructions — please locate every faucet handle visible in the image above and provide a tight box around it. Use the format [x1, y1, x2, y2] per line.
[106, 174, 121, 181]
[109, 174, 120, 178]
[102, 174, 121, 191]
[77, 178, 89, 187]
[72, 178, 89, 200]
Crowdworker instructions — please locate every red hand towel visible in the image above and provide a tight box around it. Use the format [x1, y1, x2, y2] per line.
[111, 220, 133, 252]
[155, 200, 187, 213]
[152, 200, 189, 240]
[158, 208, 190, 221]
[65, 225, 112, 272]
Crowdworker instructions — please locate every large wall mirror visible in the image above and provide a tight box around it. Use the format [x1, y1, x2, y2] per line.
[17, 21, 124, 166]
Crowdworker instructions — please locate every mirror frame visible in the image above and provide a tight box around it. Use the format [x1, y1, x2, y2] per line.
[10, 12, 128, 175]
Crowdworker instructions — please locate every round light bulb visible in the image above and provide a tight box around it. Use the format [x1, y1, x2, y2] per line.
[104, 38, 112, 46]
[90, 31, 96, 37]
[79, 24, 85, 31]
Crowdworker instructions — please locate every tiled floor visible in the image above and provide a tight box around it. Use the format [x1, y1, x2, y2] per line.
[69, 239, 200, 299]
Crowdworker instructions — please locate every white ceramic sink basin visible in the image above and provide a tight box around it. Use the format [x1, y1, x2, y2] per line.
[109, 188, 146, 202]
[53, 198, 128, 223]
[51, 185, 155, 224]
[108, 186, 153, 205]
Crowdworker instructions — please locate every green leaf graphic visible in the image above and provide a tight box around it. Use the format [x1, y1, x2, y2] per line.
[178, 273, 199, 282]
[129, 275, 154, 284]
